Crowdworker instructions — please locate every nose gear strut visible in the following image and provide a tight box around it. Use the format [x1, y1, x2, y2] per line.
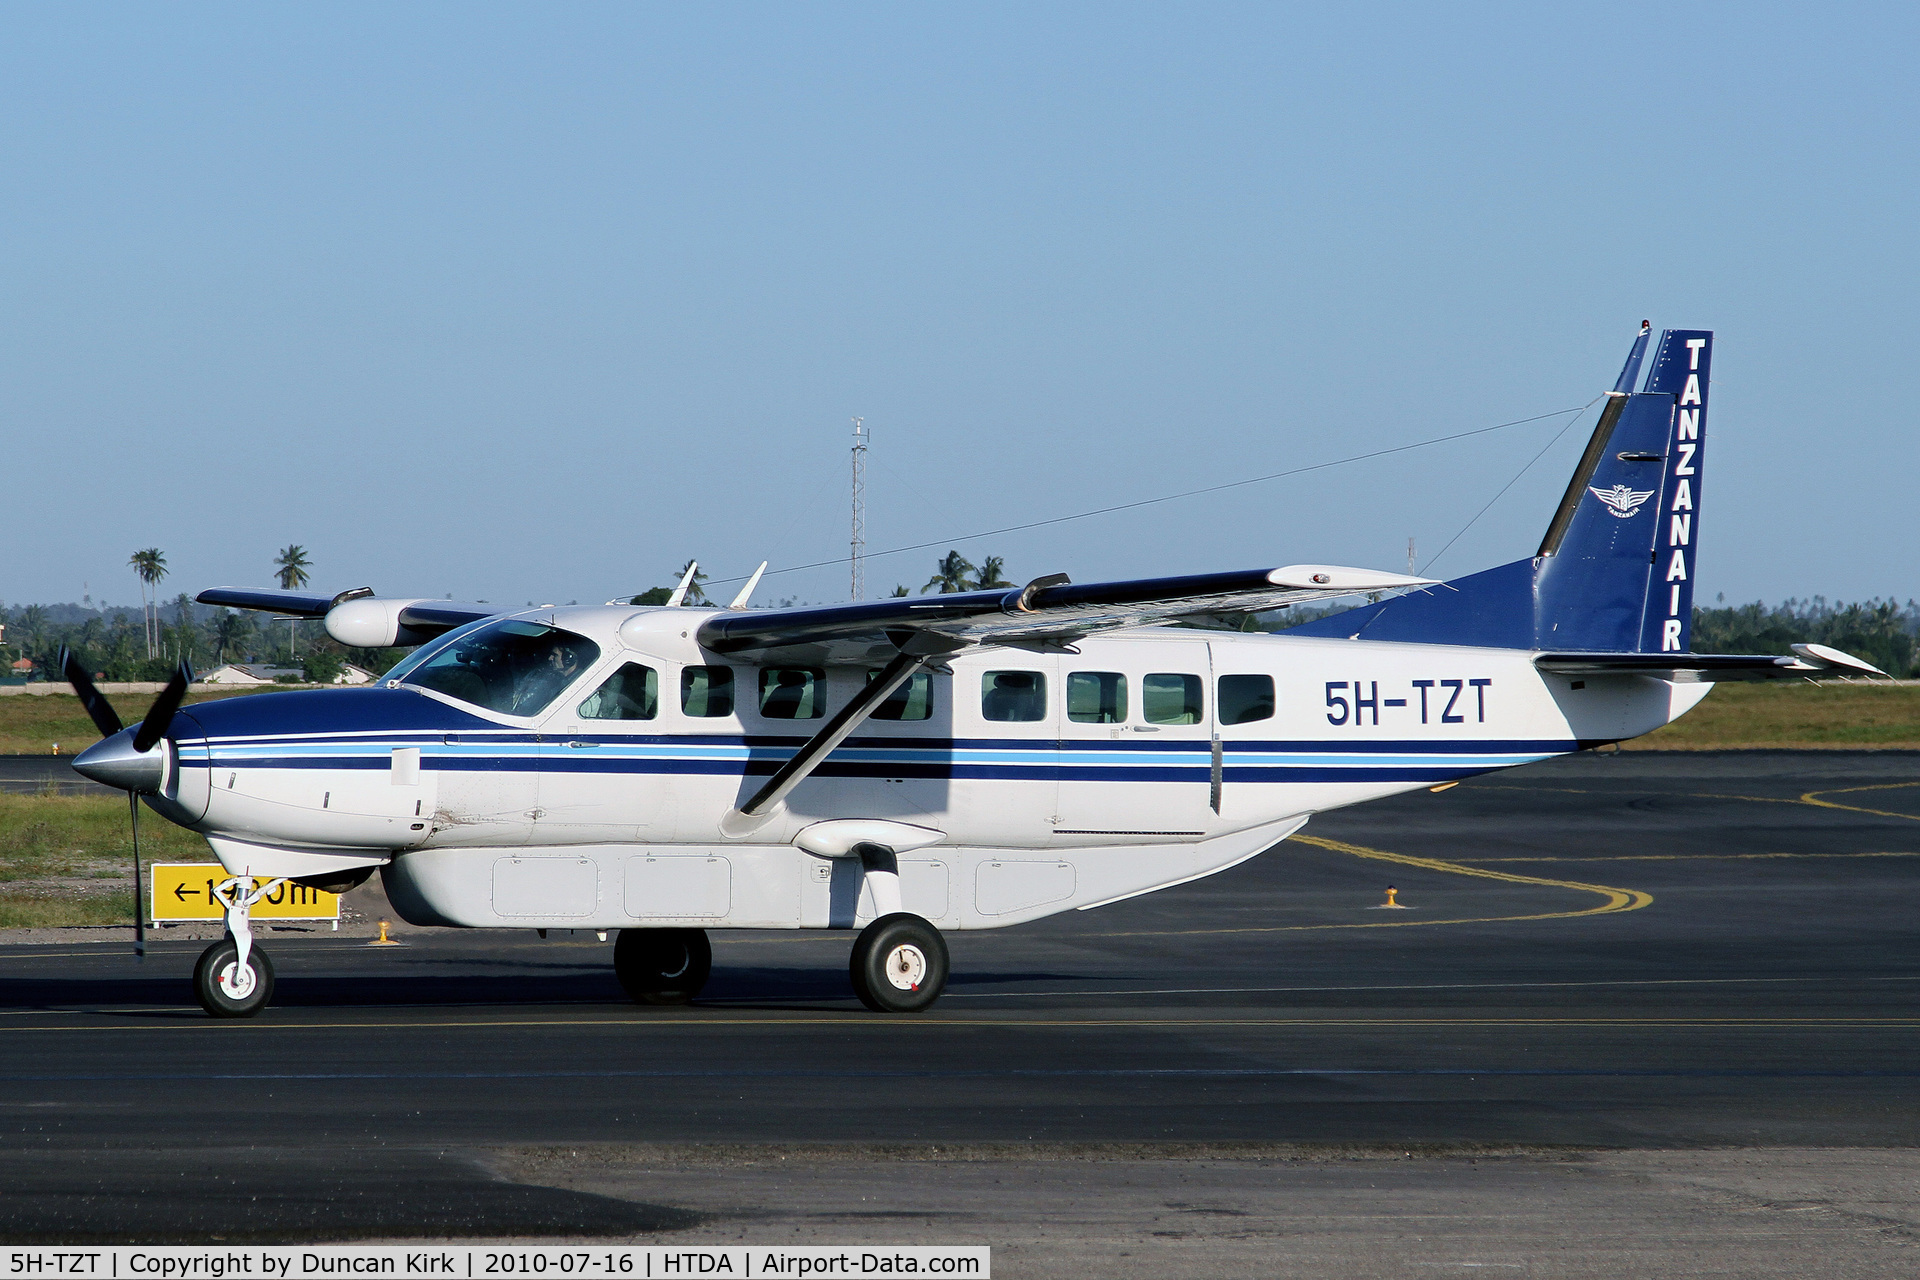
[194, 875, 284, 1018]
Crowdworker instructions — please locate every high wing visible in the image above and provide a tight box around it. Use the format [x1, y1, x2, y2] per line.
[1536, 643, 1887, 683]
[196, 587, 500, 647]
[698, 564, 1436, 665]
[196, 587, 342, 617]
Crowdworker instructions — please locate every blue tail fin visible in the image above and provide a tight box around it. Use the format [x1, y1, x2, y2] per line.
[1290, 325, 1711, 652]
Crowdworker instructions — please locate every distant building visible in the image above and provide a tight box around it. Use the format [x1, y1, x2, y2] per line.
[197, 664, 285, 686]
[199, 663, 376, 687]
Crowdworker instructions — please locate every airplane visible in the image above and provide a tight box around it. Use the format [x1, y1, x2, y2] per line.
[64, 325, 1884, 1019]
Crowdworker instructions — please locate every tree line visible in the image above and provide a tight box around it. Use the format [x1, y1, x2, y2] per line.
[1687, 596, 1919, 678]
[0, 543, 387, 684]
[0, 594, 402, 685]
[10, 542, 1913, 682]
[626, 552, 1019, 605]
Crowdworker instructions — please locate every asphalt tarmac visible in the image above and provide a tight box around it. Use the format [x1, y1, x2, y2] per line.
[1, 749, 1917, 1262]
[0, 755, 113, 795]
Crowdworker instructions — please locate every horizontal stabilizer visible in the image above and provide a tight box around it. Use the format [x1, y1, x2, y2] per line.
[699, 564, 1434, 663]
[1536, 644, 1885, 683]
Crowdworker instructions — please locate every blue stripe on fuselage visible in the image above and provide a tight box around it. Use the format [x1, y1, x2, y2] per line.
[168, 689, 1578, 784]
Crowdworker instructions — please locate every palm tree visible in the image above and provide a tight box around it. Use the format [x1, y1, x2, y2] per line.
[923, 550, 976, 595]
[19, 605, 47, 654]
[975, 555, 1013, 589]
[274, 546, 312, 655]
[273, 545, 312, 591]
[167, 593, 198, 665]
[128, 548, 167, 658]
[212, 609, 253, 663]
[675, 560, 710, 606]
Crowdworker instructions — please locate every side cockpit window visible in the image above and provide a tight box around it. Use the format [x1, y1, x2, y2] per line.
[399, 619, 601, 717]
[579, 663, 658, 720]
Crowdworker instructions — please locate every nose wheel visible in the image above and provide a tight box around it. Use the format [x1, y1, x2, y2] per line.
[849, 913, 949, 1013]
[193, 938, 276, 1017]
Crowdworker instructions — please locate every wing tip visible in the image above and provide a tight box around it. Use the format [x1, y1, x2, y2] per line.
[1267, 564, 1440, 592]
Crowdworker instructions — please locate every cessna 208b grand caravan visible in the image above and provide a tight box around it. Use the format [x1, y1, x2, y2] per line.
[67, 325, 1882, 1017]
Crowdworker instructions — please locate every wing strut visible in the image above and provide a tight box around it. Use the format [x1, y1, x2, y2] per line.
[735, 650, 928, 819]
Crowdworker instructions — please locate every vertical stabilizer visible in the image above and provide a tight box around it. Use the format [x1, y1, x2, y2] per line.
[1635, 329, 1710, 651]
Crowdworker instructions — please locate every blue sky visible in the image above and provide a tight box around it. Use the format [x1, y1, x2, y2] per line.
[3, 4, 1913, 612]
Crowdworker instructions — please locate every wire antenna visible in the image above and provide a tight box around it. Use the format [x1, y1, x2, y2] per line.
[849, 416, 868, 601]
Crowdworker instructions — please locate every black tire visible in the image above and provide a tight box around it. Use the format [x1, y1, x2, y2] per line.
[193, 938, 275, 1018]
[849, 913, 948, 1013]
[614, 928, 712, 1005]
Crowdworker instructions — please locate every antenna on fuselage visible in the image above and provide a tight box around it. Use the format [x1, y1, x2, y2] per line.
[665, 561, 700, 607]
[850, 416, 867, 602]
[728, 562, 767, 610]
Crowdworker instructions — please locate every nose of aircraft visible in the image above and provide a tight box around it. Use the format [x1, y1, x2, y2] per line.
[72, 727, 166, 792]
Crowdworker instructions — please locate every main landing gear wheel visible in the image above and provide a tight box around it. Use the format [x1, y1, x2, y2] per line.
[849, 913, 948, 1013]
[193, 938, 275, 1018]
[614, 928, 712, 1005]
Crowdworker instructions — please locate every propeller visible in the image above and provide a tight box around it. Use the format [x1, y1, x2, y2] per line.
[59, 649, 196, 960]
[59, 647, 124, 738]
[133, 660, 194, 754]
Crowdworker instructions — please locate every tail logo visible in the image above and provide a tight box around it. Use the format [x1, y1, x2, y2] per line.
[1588, 484, 1656, 519]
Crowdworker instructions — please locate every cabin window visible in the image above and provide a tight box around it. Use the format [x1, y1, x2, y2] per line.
[681, 665, 735, 717]
[981, 670, 1047, 722]
[869, 670, 934, 721]
[1217, 673, 1275, 725]
[1066, 671, 1128, 723]
[578, 662, 658, 720]
[759, 667, 826, 719]
[1143, 673, 1204, 725]
[397, 618, 601, 717]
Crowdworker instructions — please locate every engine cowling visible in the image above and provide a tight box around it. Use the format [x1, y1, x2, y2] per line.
[324, 597, 437, 648]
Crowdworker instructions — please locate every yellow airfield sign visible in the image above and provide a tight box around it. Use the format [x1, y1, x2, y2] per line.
[149, 864, 341, 922]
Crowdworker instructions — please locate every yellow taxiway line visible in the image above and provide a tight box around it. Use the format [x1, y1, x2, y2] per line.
[1081, 834, 1652, 940]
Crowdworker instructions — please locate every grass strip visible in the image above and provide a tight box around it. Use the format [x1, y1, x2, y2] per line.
[0, 686, 285, 757]
[1626, 681, 1920, 750]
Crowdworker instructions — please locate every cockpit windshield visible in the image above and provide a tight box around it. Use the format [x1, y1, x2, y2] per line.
[394, 619, 601, 717]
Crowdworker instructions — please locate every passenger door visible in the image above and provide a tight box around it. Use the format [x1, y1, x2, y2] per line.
[1054, 641, 1214, 837]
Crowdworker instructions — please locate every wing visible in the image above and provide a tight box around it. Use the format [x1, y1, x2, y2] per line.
[196, 587, 499, 647]
[1536, 644, 1886, 682]
[697, 564, 1435, 664]
[196, 586, 339, 618]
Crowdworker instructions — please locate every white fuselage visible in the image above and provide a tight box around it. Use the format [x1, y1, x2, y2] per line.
[151, 606, 1710, 933]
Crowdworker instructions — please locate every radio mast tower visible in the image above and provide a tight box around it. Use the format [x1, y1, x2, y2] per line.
[849, 416, 868, 601]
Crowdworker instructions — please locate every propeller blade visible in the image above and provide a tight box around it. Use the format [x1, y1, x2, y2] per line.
[129, 791, 146, 960]
[59, 646, 124, 738]
[131, 659, 194, 754]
